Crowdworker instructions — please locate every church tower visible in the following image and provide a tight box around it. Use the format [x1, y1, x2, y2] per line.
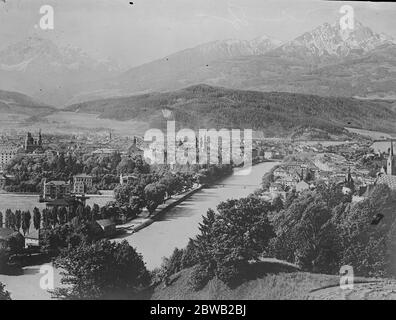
[387, 140, 396, 176]
[38, 129, 42, 146]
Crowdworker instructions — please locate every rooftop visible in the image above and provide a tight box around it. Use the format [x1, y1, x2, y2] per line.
[376, 174, 396, 190]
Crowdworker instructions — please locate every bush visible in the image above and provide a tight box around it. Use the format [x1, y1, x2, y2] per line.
[53, 240, 150, 299]
[0, 282, 10, 300]
[189, 264, 213, 291]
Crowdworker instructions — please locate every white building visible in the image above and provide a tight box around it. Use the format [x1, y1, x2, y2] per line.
[0, 147, 17, 172]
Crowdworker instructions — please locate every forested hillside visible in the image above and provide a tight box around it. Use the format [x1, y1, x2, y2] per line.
[65, 84, 396, 137]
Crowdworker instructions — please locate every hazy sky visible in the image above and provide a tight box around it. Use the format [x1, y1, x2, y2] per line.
[1, 0, 396, 68]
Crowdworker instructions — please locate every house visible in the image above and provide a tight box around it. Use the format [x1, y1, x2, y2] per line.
[73, 174, 93, 194]
[0, 228, 24, 253]
[92, 148, 118, 155]
[25, 229, 40, 248]
[295, 180, 310, 192]
[376, 174, 396, 191]
[280, 174, 301, 188]
[269, 183, 285, 193]
[273, 167, 288, 178]
[120, 174, 137, 185]
[43, 180, 72, 201]
[264, 151, 273, 159]
[0, 174, 15, 189]
[95, 219, 117, 238]
[46, 198, 74, 210]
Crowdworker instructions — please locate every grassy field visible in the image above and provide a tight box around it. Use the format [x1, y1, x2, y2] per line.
[151, 261, 342, 300]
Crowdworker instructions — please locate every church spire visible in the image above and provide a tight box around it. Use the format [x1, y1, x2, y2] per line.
[388, 140, 395, 176]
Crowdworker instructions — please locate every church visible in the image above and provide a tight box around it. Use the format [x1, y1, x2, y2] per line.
[376, 140, 396, 190]
[24, 131, 43, 153]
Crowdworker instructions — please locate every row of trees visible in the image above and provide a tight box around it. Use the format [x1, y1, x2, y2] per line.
[0, 209, 34, 235]
[0, 202, 128, 235]
[114, 163, 233, 216]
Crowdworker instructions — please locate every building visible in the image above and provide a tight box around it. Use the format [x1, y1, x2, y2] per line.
[264, 151, 273, 159]
[0, 228, 24, 253]
[92, 148, 117, 155]
[120, 174, 137, 185]
[295, 180, 310, 192]
[387, 140, 396, 176]
[0, 174, 15, 189]
[43, 180, 72, 201]
[25, 229, 40, 248]
[0, 147, 17, 171]
[376, 174, 396, 191]
[269, 183, 285, 193]
[95, 219, 117, 238]
[273, 167, 289, 178]
[73, 174, 93, 194]
[374, 141, 396, 191]
[24, 131, 43, 153]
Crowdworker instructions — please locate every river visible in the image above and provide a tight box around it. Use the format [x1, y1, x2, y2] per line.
[115, 161, 279, 270]
[0, 161, 278, 299]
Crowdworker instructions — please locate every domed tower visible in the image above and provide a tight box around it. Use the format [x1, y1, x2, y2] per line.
[387, 140, 396, 176]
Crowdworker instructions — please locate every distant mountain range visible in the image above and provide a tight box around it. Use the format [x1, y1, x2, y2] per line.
[65, 84, 396, 137]
[0, 36, 122, 106]
[1, 20, 396, 106]
[80, 20, 396, 103]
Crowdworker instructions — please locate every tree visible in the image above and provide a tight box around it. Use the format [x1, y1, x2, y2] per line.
[271, 196, 284, 212]
[15, 210, 22, 232]
[4, 209, 11, 229]
[0, 212, 3, 228]
[50, 207, 59, 227]
[0, 282, 11, 300]
[92, 204, 100, 220]
[144, 183, 166, 215]
[33, 207, 41, 230]
[58, 207, 68, 225]
[5, 210, 15, 230]
[42, 209, 51, 229]
[192, 196, 274, 286]
[21, 211, 31, 235]
[52, 240, 150, 299]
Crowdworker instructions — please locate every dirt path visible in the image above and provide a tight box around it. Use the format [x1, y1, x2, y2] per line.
[308, 280, 396, 300]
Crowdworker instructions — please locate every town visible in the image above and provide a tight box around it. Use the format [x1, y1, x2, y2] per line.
[0, 128, 394, 267]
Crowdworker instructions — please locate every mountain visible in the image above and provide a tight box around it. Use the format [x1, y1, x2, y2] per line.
[0, 89, 55, 116]
[0, 36, 122, 106]
[3, 21, 396, 104]
[272, 20, 394, 64]
[91, 20, 396, 100]
[111, 36, 282, 92]
[64, 84, 396, 137]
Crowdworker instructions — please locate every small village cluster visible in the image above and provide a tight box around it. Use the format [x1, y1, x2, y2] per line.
[260, 140, 396, 203]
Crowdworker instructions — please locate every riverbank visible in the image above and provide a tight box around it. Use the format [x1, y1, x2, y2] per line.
[115, 161, 280, 269]
[115, 184, 204, 234]
[114, 161, 272, 235]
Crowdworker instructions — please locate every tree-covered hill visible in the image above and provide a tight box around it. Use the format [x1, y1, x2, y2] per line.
[65, 84, 396, 137]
